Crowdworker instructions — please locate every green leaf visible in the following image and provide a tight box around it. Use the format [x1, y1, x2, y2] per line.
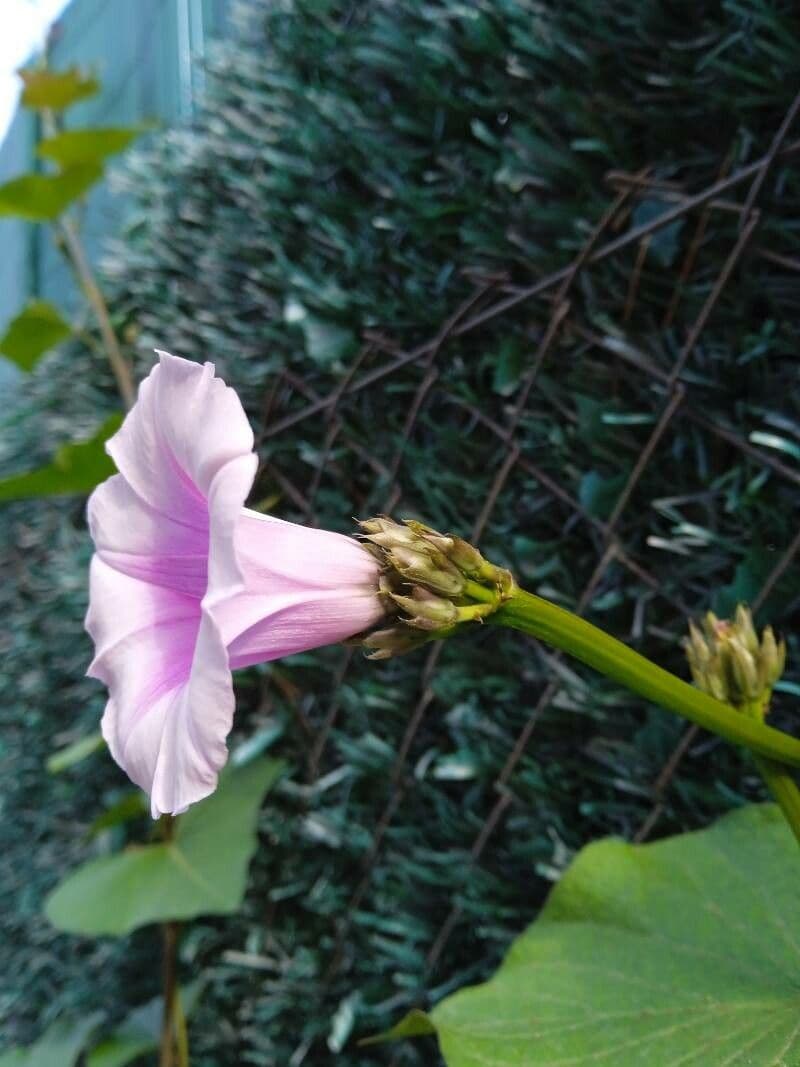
[406, 805, 800, 1065]
[578, 470, 628, 519]
[0, 412, 122, 502]
[0, 164, 103, 221]
[45, 757, 286, 935]
[361, 1009, 437, 1047]
[87, 792, 148, 839]
[286, 298, 357, 365]
[87, 983, 203, 1067]
[749, 431, 800, 464]
[0, 300, 71, 371]
[38, 128, 142, 168]
[0, 1014, 102, 1067]
[491, 338, 524, 397]
[302, 315, 357, 366]
[46, 730, 105, 774]
[19, 67, 100, 110]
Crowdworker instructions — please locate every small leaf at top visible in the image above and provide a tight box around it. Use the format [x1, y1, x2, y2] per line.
[0, 412, 122, 503]
[38, 127, 143, 168]
[0, 300, 71, 371]
[399, 804, 800, 1066]
[19, 67, 100, 110]
[45, 757, 286, 935]
[0, 164, 103, 221]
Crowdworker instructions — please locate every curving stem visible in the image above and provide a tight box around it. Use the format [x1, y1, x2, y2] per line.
[494, 589, 800, 769]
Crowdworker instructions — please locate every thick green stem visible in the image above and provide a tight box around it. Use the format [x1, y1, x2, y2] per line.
[755, 757, 800, 845]
[495, 589, 800, 768]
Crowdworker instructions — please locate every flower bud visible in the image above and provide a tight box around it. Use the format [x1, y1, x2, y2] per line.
[386, 545, 465, 597]
[759, 626, 786, 691]
[361, 626, 440, 660]
[735, 603, 759, 656]
[390, 588, 460, 627]
[684, 604, 787, 718]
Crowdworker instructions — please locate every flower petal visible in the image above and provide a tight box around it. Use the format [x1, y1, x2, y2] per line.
[235, 508, 380, 591]
[215, 509, 384, 667]
[88, 474, 208, 597]
[105, 351, 254, 522]
[86, 351, 384, 815]
[222, 587, 385, 669]
[88, 557, 236, 817]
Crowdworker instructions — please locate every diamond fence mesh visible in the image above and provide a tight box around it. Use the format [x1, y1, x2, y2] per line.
[4, 3, 800, 1065]
[236, 94, 800, 1063]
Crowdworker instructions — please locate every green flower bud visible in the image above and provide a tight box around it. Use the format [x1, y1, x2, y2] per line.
[683, 604, 787, 717]
[735, 603, 759, 655]
[390, 589, 460, 628]
[387, 545, 465, 597]
[361, 625, 447, 660]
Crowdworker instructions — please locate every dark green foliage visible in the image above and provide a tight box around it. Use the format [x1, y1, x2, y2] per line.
[4, 0, 800, 1064]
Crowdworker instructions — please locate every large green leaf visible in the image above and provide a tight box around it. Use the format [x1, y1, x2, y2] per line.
[0, 1014, 101, 1067]
[0, 413, 121, 502]
[19, 67, 100, 110]
[0, 300, 71, 371]
[0, 164, 103, 221]
[45, 757, 285, 935]
[388, 805, 800, 1066]
[38, 128, 142, 168]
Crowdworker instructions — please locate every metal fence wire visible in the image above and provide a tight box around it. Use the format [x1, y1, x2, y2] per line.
[239, 95, 800, 1063]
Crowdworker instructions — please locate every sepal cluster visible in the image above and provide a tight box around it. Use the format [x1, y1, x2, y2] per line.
[358, 517, 515, 659]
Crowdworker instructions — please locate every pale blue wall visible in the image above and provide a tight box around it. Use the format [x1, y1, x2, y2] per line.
[0, 0, 229, 387]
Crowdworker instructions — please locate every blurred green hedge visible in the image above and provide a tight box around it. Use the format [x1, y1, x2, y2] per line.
[3, 0, 800, 1063]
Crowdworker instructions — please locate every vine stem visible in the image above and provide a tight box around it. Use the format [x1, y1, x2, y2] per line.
[159, 920, 179, 1067]
[494, 589, 800, 768]
[39, 102, 135, 409]
[58, 216, 136, 409]
[158, 814, 188, 1067]
[755, 757, 800, 846]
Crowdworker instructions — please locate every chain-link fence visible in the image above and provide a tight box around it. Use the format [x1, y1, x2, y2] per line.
[5, 4, 800, 1063]
[246, 94, 800, 1062]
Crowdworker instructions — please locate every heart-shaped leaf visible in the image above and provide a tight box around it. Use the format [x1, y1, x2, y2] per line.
[0, 413, 121, 502]
[382, 804, 800, 1066]
[38, 127, 142, 168]
[0, 300, 71, 371]
[0, 164, 103, 221]
[45, 757, 285, 935]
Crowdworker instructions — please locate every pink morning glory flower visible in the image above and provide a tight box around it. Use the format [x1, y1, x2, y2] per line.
[85, 352, 383, 816]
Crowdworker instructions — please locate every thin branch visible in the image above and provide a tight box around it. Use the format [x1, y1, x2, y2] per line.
[58, 216, 136, 408]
